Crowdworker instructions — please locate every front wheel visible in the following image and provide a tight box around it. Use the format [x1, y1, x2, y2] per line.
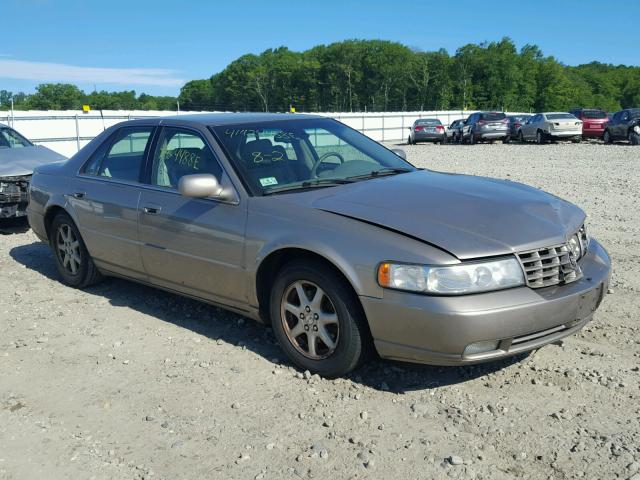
[269, 261, 370, 377]
[50, 212, 102, 288]
[628, 130, 640, 146]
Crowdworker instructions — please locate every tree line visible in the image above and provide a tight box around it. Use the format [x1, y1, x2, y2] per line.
[0, 84, 177, 111]
[2, 38, 639, 113]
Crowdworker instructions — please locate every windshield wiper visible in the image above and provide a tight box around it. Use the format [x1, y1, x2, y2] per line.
[263, 178, 354, 195]
[346, 167, 414, 181]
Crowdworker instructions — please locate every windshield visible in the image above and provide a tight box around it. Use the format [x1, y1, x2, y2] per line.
[581, 110, 607, 119]
[211, 118, 415, 195]
[0, 127, 33, 149]
[480, 112, 506, 121]
[546, 113, 577, 120]
[416, 119, 441, 126]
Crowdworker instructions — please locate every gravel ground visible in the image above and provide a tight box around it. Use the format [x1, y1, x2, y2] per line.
[1, 143, 639, 480]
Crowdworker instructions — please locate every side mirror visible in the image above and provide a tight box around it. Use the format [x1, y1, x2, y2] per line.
[178, 174, 223, 199]
[391, 148, 406, 160]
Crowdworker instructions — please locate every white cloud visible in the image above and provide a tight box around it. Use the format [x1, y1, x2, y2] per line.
[0, 59, 185, 87]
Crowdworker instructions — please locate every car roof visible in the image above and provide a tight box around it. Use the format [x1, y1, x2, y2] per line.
[157, 112, 324, 126]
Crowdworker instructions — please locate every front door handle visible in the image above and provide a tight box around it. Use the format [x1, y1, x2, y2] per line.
[73, 192, 86, 199]
[142, 204, 161, 215]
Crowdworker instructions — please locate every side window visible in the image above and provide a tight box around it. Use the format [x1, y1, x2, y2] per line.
[85, 127, 153, 182]
[150, 127, 222, 189]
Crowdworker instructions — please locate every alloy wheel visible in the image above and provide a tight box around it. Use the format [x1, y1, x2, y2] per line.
[280, 280, 339, 360]
[56, 223, 81, 275]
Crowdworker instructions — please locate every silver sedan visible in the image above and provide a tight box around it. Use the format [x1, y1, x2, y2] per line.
[27, 114, 611, 377]
[518, 112, 583, 144]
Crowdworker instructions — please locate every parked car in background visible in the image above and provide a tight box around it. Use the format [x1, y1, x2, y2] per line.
[603, 108, 640, 145]
[407, 118, 445, 145]
[445, 119, 465, 143]
[461, 112, 509, 144]
[0, 123, 66, 219]
[27, 113, 610, 377]
[518, 113, 582, 144]
[569, 108, 608, 139]
[506, 115, 531, 143]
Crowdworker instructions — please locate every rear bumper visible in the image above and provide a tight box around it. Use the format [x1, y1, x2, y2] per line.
[361, 239, 611, 366]
[548, 130, 582, 139]
[582, 127, 606, 137]
[477, 130, 508, 140]
[26, 208, 48, 242]
[413, 132, 444, 142]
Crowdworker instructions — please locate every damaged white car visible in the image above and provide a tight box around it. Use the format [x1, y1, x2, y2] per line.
[0, 124, 66, 218]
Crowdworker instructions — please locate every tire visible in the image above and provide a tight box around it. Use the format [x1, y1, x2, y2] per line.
[50, 212, 102, 288]
[536, 130, 546, 145]
[269, 260, 371, 377]
[603, 130, 612, 144]
[407, 136, 412, 145]
[571, 137, 581, 144]
[518, 131, 525, 143]
[504, 136, 510, 144]
[469, 130, 476, 145]
[628, 130, 640, 146]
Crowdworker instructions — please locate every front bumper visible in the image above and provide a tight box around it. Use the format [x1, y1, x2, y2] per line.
[0, 176, 30, 219]
[361, 239, 611, 366]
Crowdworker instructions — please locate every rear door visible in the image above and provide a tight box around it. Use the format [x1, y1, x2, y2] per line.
[71, 126, 155, 280]
[137, 126, 248, 307]
[521, 115, 537, 139]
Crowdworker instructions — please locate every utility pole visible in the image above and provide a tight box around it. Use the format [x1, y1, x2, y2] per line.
[176, 100, 180, 114]
[10, 97, 14, 127]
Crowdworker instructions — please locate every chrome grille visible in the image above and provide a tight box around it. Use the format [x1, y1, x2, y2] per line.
[517, 243, 582, 289]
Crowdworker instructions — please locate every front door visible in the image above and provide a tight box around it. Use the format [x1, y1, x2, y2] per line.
[137, 126, 248, 307]
[70, 126, 155, 280]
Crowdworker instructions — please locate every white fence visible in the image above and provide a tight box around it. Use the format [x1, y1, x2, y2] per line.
[1, 109, 480, 157]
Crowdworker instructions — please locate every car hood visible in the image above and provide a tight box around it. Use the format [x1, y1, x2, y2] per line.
[308, 170, 585, 260]
[0, 145, 67, 177]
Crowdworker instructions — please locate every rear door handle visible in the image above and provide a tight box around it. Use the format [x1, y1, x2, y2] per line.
[73, 192, 86, 199]
[142, 204, 161, 215]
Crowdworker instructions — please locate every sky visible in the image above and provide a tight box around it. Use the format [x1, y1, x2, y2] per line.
[1, 0, 638, 98]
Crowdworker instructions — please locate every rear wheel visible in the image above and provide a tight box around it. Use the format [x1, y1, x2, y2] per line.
[603, 130, 612, 144]
[469, 130, 476, 145]
[518, 131, 525, 143]
[536, 130, 546, 145]
[269, 261, 370, 377]
[50, 212, 102, 288]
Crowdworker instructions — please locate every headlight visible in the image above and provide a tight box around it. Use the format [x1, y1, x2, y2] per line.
[377, 257, 524, 295]
[568, 225, 589, 260]
[568, 234, 582, 259]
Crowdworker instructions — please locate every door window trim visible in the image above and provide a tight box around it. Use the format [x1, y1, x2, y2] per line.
[141, 124, 241, 205]
[79, 125, 157, 182]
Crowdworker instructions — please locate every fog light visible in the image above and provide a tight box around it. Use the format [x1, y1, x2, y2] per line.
[463, 340, 500, 356]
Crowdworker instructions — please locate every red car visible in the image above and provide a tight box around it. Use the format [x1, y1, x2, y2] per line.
[570, 109, 609, 139]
